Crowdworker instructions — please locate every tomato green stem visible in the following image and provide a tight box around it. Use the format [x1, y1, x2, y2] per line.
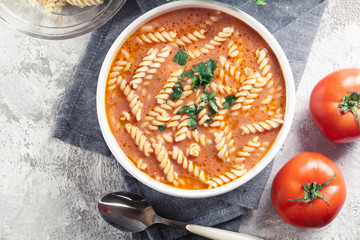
[287, 174, 336, 207]
[339, 91, 360, 129]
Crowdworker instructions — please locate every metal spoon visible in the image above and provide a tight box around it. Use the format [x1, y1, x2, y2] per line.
[98, 192, 262, 240]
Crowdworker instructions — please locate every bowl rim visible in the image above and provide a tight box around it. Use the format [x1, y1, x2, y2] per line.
[97, 0, 295, 198]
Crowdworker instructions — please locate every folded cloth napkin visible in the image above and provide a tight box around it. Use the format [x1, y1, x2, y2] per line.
[53, 0, 328, 239]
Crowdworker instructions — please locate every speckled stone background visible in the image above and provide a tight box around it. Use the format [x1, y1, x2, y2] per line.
[1, 0, 360, 239]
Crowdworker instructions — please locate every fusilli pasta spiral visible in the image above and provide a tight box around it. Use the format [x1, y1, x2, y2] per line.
[241, 118, 284, 135]
[202, 12, 221, 27]
[241, 74, 267, 112]
[186, 143, 201, 157]
[206, 164, 246, 188]
[32, 0, 104, 14]
[67, 0, 103, 7]
[144, 45, 172, 80]
[155, 69, 184, 104]
[152, 142, 178, 182]
[229, 71, 266, 113]
[144, 100, 184, 130]
[219, 56, 243, 83]
[130, 48, 158, 89]
[118, 76, 143, 121]
[175, 115, 191, 142]
[235, 136, 261, 163]
[107, 60, 130, 91]
[170, 146, 207, 182]
[185, 129, 212, 146]
[125, 123, 153, 157]
[227, 40, 240, 57]
[136, 31, 176, 44]
[209, 82, 237, 95]
[187, 27, 233, 59]
[143, 106, 171, 130]
[256, 49, 272, 82]
[214, 131, 230, 162]
[175, 29, 206, 46]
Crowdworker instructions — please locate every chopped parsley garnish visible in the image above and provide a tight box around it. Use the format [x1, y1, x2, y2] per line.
[208, 108, 217, 118]
[176, 104, 201, 128]
[222, 95, 239, 109]
[201, 91, 218, 114]
[172, 59, 219, 127]
[158, 125, 166, 132]
[171, 59, 217, 100]
[164, 87, 167, 91]
[173, 45, 188, 66]
[205, 119, 213, 125]
[187, 118, 197, 127]
[176, 91, 219, 127]
[190, 59, 217, 89]
[200, 91, 216, 102]
[172, 77, 184, 99]
[156, 76, 160, 82]
[176, 105, 188, 115]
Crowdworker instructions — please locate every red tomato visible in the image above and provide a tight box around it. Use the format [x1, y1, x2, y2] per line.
[271, 152, 346, 228]
[310, 68, 360, 143]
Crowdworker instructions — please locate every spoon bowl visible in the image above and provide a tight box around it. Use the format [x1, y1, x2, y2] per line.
[98, 192, 156, 232]
[98, 192, 262, 240]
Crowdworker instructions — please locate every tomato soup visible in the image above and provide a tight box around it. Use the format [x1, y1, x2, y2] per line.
[105, 8, 286, 190]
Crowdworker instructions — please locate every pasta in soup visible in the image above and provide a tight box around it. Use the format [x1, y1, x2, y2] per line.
[105, 8, 286, 190]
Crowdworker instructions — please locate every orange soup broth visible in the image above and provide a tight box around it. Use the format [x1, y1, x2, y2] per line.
[105, 8, 286, 190]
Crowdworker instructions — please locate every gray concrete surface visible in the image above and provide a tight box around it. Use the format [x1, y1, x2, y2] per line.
[0, 0, 360, 239]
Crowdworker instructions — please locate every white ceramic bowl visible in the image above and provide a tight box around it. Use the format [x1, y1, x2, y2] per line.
[97, 0, 295, 198]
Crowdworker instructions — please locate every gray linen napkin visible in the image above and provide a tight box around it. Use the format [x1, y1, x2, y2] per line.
[53, 0, 328, 239]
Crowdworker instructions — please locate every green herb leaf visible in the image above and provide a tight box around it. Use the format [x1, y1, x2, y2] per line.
[206, 59, 217, 72]
[186, 104, 198, 114]
[205, 119, 213, 125]
[197, 105, 206, 114]
[174, 59, 219, 127]
[156, 76, 160, 82]
[200, 93, 208, 102]
[252, 0, 267, 5]
[192, 62, 205, 72]
[172, 80, 184, 99]
[158, 125, 166, 132]
[176, 104, 201, 128]
[222, 95, 239, 109]
[190, 59, 218, 89]
[172, 86, 183, 99]
[176, 106, 188, 115]
[209, 92, 216, 99]
[164, 87, 167, 91]
[200, 91, 216, 103]
[208, 108, 217, 118]
[209, 99, 218, 114]
[178, 76, 185, 82]
[181, 70, 195, 78]
[173, 46, 188, 66]
[187, 118, 197, 127]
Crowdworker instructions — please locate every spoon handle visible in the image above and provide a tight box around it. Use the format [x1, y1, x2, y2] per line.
[185, 224, 262, 240]
[157, 217, 261, 240]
